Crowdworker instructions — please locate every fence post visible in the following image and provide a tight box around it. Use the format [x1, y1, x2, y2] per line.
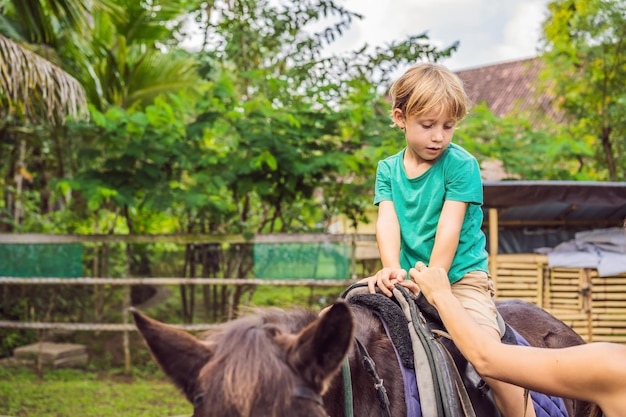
[488, 208, 499, 292]
[582, 268, 593, 343]
[350, 234, 357, 280]
[123, 243, 132, 374]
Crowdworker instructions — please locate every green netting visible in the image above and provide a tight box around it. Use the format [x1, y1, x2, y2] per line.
[253, 242, 350, 279]
[0, 243, 83, 278]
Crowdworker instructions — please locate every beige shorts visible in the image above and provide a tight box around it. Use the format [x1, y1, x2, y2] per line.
[451, 271, 501, 337]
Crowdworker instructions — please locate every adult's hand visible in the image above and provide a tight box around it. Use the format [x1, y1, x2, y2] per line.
[401, 261, 451, 305]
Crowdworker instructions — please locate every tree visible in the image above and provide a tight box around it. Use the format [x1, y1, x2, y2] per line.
[0, 35, 88, 125]
[0, 0, 95, 123]
[1, 0, 204, 231]
[168, 0, 456, 319]
[187, 0, 456, 234]
[2, 0, 457, 322]
[541, 0, 626, 181]
[0, 0, 99, 230]
[455, 104, 596, 180]
[67, 0, 202, 110]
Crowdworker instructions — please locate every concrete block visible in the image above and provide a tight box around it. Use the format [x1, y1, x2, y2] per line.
[13, 342, 88, 368]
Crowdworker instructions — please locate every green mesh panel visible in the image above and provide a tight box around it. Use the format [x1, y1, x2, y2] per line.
[0, 243, 83, 277]
[254, 242, 350, 279]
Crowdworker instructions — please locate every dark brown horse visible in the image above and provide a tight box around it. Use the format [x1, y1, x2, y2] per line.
[131, 298, 595, 417]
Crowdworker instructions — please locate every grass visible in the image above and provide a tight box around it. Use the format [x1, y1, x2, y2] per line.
[249, 283, 344, 310]
[0, 284, 352, 416]
[0, 366, 191, 417]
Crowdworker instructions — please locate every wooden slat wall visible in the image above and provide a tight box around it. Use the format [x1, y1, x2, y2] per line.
[544, 267, 591, 339]
[493, 254, 626, 344]
[545, 268, 585, 311]
[590, 271, 626, 343]
[493, 254, 544, 305]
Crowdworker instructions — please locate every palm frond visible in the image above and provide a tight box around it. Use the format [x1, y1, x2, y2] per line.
[8, 0, 123, 45]
[126, 51, 200, 106]
[0, 34, 89, 124]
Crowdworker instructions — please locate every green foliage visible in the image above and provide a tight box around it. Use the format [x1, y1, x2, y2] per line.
[250, 285, 342, 310]
[1, 0, 456, 325]
[183, 0, 456, 234]
[0, 328, 37, 359]
[55, 96, 200, 234]
[3, 0, 455, 235]
[189, 72, 352, 234]
[541, 0, 626, 180]
[455, 104, 596, 180]
[64, 0, 202, 109]
[5, 0, 101, 44]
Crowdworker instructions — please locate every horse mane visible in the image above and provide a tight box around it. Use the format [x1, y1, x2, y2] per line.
[197, 307, 318, 416]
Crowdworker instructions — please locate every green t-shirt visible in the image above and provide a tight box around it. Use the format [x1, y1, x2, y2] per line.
[374, 143, 488, 283]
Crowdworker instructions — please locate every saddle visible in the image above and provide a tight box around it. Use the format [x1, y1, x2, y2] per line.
[340, 283, 569, 417]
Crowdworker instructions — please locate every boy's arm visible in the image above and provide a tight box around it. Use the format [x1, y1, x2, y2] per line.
[376, 200, 401, 268]
[367, 200, 406, 296]
[429, 200, 467, 272]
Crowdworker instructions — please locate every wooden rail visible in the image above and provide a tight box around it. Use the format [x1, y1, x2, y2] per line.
[0, 233, 372, 372]
[0, 277, 354, 286]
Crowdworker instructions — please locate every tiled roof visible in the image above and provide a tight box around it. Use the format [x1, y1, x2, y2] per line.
[456, 57, 561, 122]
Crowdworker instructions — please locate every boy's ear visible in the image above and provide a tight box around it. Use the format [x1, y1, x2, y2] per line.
[392, 108, 405, 128]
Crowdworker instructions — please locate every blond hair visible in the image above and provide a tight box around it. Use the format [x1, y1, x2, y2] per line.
[389, 62, 470, 127]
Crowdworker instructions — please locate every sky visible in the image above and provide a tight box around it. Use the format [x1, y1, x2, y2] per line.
[322, 0, 553, 72]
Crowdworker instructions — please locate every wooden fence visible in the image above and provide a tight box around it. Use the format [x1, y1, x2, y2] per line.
[492, 253, 626, 344]
[2, 233, 625, 374]
[0, 233, 377, 371]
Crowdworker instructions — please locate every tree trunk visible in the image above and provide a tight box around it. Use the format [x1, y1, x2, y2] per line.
[600, 126, 617, 181]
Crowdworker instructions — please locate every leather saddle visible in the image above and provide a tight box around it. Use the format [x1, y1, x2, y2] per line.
[341, 283, 505, 417]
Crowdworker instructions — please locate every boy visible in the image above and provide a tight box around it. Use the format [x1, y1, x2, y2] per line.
[367, 62, 536, 417]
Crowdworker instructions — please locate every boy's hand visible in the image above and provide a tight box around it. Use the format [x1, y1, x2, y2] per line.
[362, 267, 406, 297]
[403, 261, 451, 305]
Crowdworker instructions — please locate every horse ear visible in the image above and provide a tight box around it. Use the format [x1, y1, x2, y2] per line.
[130, 307, 213, 402]
[287, 301, 354, 393]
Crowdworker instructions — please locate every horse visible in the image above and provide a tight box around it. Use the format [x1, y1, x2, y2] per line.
[131, 296, 595, 417]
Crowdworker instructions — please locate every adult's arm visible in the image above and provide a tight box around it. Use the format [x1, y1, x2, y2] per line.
[402, 263, 626, 406]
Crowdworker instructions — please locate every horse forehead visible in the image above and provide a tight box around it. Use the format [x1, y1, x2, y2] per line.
[197, 320, 296, 383]
[206, 317, 294, 347]
[191, 309, 321, 416]
[195, 346, 301, 417]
